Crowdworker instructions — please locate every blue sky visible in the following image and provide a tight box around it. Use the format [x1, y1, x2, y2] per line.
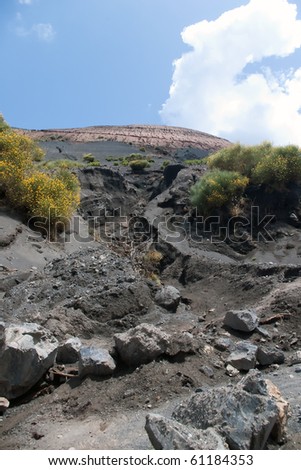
[1, 0, 301, 145]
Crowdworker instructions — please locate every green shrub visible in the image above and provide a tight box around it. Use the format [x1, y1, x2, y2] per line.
[129, 159, 150, 172]
[139, 147, 146, 152]
[252, 145, 301, 189]
[191, 170, 249, 215]
[83, 153, 96, 163]
[207, 142, 272, 178]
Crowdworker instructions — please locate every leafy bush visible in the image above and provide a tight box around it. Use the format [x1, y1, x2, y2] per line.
[207, 142, 272, 178]
[252, 145, 301, 188]
[22, 171, 80, 222]
[129, 159, 150, 172]
[0, 124, 80, 233]
[191, 170, 249, 215]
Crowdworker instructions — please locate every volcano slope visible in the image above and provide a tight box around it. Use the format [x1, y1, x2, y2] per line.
[1, 125, 301, 450]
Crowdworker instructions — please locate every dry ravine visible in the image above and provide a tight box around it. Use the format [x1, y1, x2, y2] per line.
[1, 125, 301, 450]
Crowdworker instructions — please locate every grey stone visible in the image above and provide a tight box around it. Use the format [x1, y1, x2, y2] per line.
[226, 364, 240, 377]
[172, 370, 288, 449]
[224, 309, 259, 333]
[114, 323, 170, 366]
[145, 414, 227, 450]
[155, 286, 181, 312]
[215, 337, 234, 352]
[257, 346, 285, 366]
[200, 365, 215, 378]
[0, 397, 9, 413]
[79, 347, 116, 378]
[56, 337, 82, 364]
[227, 342, 258, 371]
[0, 323, 58, 399]
[166, 332, 196, 356]
[289, 350, 301, 366]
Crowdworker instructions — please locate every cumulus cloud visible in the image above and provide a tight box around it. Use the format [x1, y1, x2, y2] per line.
[160, 0, 301, 145]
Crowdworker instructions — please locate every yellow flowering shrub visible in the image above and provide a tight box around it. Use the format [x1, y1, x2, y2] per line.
[190, 170, 249, 215]
[22, 171, 80, 221]
[0, 125, 80, 232]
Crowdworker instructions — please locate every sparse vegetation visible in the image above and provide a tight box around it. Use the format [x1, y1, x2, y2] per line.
[40, 159, 83, 170]
[184, 159, 204, 166]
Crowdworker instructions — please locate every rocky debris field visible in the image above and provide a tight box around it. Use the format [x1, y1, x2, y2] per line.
[1, 127, 301, 450]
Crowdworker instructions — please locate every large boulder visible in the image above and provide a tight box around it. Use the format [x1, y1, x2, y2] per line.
[79, 347, 116, 378]
[224, 309, 259, 333]
[0, 323, 58, 399]
[145, 414, 227, 450]
[114, 323, 170, 366]
[227, 341, 258, 371]
[155, 286, 181, 312]
[172, 370, 288, 450]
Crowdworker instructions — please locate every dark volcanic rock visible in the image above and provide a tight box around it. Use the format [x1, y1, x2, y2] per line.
[172, 371, 288, 450]
[155, 285, 181, 312]
[257, 346, 285, 366]
[1, 248, 153, 338]
[224, 309, 259, 333]
[145, 414, 227, 450]
[56, 337, 82, 364]
[227, 342, 258, 371]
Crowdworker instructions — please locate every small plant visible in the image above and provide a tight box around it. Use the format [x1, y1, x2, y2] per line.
[162, 160, 170, 168]
[184, 159, 204, 166]
[129, 159, 150, 173]
[139, 147, 146, 152]
[83, 153, 97, 163]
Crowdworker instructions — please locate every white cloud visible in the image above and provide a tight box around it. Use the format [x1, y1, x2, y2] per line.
[32, 23, 56, 42]
[15, 14, 56, 42]
[18, 0, 33, 4]
[160, 0, 301, 145]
